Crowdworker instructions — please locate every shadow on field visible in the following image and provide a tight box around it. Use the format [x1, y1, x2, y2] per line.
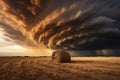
[70, 60, 95, 64]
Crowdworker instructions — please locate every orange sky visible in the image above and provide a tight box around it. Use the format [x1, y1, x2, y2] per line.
[0, 30, 53, 56]
[0, 0, 120, 56]
[0, 1, 54, 56]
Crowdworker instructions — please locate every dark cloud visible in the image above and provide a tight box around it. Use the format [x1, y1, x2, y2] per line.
[1, 0, 120, 52]
[3, 0, 48, 28]
[70, 50, 120, 56]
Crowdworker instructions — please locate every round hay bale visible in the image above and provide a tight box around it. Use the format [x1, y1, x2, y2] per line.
[52, 51, 71, 63]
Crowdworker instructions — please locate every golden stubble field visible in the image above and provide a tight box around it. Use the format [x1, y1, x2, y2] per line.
[0, 57, 120, 80]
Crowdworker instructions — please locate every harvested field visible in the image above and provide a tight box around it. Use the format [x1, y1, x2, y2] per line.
[0, 57, 120, 80]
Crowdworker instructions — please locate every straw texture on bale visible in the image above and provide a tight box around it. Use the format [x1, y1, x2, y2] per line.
[52, 51, 71, 63]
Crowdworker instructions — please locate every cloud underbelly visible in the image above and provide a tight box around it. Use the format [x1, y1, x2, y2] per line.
[1, 0, 120, 50]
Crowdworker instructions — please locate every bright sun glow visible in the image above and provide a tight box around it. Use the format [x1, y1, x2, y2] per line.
[11, 45, 25, 49]
[3, 45, 25, 50]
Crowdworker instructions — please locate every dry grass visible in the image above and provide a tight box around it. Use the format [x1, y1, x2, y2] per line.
[0, 57, 120, 80]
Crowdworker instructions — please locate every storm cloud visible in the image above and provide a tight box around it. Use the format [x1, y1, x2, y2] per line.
[0, 22, 37, 47]
[0, 0, 120, 52]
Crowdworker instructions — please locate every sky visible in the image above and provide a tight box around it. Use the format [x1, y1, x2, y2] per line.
[0, 0, 120, 56]
[0, 30, 52, 56]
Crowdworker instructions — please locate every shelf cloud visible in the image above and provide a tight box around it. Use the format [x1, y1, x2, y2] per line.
[0, 0, 120, 52]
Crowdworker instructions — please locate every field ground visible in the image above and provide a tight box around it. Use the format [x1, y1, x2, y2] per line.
[0, 57, 120, 80]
